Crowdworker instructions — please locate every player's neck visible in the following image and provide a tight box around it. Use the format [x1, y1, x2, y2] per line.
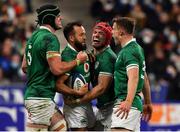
[94, 46, 108, 54]
[120, 35, 133, 47]
[42, 24, 55, 33]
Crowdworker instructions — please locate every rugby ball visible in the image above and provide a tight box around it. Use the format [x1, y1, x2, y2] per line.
[67, 73, 86, 90]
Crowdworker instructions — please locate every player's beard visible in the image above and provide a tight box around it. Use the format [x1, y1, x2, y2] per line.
[54, 24, 62, 30]
[74, 40, 86, 51]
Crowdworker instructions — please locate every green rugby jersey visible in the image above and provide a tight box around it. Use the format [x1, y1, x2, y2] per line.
[94, 47, 117, 108]
[61, 44, 91, 86]
[24, 27, 60, 100]
[114, 39, 145, 111]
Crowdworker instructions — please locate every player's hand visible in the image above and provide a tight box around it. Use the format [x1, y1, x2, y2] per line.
[76, 51, 87, 64]
[76, 84, 88, 96]
[114, 100, 132, 119]
[142, 103, 153, 122]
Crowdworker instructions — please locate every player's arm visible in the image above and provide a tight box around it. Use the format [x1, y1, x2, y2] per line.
[21, 54, 27, 74]
[142, 72, 153, 122]
[56, 74, 88, 96]
[143, 72, 152, 104]
[79, 75, 113, 103]
[125, 67, 139, 104]
[47, 51, 87, 76]
[115, 67, 139, 119]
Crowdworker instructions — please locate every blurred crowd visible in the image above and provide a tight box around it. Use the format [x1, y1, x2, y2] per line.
[90, 0, 180, 101]
[0, 0, 179, 102]
[0, 0, 34, 85]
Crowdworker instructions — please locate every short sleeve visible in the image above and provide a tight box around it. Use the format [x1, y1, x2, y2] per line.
[44, 34, 60, 52]
[99, 55, 115, 77]
[123, 50, 139, 71]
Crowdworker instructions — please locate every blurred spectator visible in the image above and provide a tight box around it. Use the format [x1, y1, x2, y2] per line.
[90, 0, 116, 22]
[166, 64, 180, 101]
[0, 0, 34, 83]
[25, 0, 33, 13]
[0, 66, 10, 85]
[10, 53, 22, 81]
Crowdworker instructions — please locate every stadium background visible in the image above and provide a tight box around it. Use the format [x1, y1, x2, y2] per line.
[0, 0, 179, 131]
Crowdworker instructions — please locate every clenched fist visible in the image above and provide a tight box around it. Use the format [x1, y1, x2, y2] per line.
[76, 51, 87, 64]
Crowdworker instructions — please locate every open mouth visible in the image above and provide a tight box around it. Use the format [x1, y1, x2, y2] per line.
[93, 39, 100, 43]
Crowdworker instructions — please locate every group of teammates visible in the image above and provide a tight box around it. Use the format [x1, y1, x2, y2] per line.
[21, 4, 153, 131]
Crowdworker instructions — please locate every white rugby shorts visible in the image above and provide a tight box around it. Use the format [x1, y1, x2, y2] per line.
[63, 103, 96, 128]
[111, 107, 141, 131]
[25, 98, 58, 126]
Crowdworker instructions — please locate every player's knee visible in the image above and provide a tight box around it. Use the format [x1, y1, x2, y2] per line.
[26, 126, 48, 132]
[49, 119, 67, 131]
[25, 122, 49, 131]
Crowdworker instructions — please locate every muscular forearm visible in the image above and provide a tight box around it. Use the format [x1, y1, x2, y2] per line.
[49, 59, 77, 76]
[80, 84, 105, 103]
[58, 60, 77, 75]
[142, 73, 151, 104]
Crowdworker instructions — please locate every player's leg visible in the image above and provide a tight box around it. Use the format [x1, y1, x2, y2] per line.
[86, 103, 96, 130]
[48, 108, 67, 131]
[26, 124, 48, 131]
[24, 98, 56, 131]
[63, 103, 95, 131]
[93, 103, 113, 131]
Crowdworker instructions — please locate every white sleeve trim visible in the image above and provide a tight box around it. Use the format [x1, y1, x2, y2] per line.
[126, 64, 139, 71]
[99, 72, 113, 77]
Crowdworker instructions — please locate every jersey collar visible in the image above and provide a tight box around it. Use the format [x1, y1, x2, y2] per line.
[39, 26, 52, 33]
[96, 45, 110, 55]
[122, 38, 136, 48]
[67, 43, 78, 53]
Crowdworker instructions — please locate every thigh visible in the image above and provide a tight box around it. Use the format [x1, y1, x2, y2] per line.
[25, 99, 56, 126]
[111, 107, 141, 131]
[85, 104, 96, 129]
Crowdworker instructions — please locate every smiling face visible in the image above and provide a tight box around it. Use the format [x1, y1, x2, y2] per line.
[92, 27, 106, 50]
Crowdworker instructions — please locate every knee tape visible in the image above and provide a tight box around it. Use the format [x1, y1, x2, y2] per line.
[50, 119, 67, 131]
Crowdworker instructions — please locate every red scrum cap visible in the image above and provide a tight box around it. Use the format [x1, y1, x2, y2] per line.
[93, 22, 112, 46]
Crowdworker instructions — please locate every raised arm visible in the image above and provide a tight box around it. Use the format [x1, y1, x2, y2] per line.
[47, 51, 87, 76]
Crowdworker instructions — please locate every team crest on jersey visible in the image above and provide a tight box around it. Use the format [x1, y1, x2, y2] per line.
[84, 63, 89, 73]
[95, 61, 99, 69]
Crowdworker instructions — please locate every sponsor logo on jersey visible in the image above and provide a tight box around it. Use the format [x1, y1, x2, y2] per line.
[84, 63, 89, 73]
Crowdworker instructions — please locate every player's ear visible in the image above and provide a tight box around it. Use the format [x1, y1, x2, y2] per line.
[69, 35, 74, 42]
